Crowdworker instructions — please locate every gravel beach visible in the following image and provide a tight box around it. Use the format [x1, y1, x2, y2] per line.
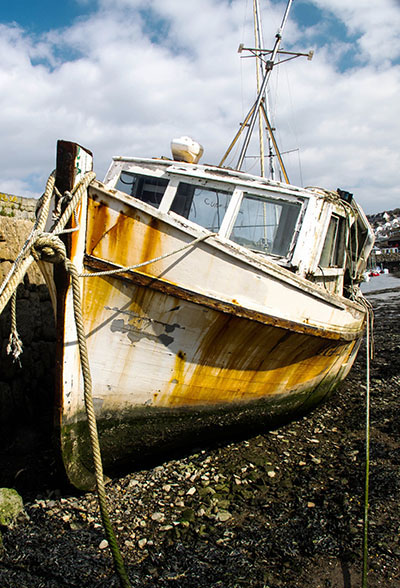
[0, 283, 399, 587]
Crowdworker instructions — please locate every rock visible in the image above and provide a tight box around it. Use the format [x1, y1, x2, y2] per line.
[180, 508, 195, 523]
[0, 488, 24, 528]
[216, 510, 232, 522]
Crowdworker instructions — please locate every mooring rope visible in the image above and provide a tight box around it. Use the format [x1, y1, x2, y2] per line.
[66, 257, 131, 588]
[0, 172, 131, 588]
[79, 232, 216, 278]
[6, 291, 23, 365]
[0, 171, 56, 314]
[0, 170, 219, 587]
[0, 171, 95, 317]
[362, 303, 374, 588]
[31, 233, 131, 587]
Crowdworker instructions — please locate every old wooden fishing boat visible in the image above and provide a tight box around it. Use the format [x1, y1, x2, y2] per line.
[44, 127, 372, 490]
[1, 1, 374, 490]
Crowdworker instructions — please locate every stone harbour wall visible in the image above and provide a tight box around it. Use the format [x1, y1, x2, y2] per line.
[0, 192, 37, 222]
[0, 214, 56, 440]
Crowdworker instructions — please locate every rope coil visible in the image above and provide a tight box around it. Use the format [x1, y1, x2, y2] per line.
[31, 233, 68, 265]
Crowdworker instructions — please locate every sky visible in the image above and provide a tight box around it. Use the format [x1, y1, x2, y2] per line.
[0, 0, 399, 214]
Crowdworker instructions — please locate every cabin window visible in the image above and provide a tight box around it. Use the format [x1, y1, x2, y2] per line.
[170, 182, 232, 231]
[350, 217, 369, 262]
[229, 193, 301, 257]
[319, 215, 345, 267]
[115, 171, 168, 208]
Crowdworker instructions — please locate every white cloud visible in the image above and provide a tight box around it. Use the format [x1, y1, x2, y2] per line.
[0, 0, 399, 213]
[309, 0, 400, 63]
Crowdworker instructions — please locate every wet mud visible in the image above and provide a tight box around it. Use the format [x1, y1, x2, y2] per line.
[0, 288, 399, 587]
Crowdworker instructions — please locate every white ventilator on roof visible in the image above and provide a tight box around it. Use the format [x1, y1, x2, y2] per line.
[171, 136, 204, 164]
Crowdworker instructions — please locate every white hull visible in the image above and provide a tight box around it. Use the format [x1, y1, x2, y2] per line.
[52, 161, 368, 489]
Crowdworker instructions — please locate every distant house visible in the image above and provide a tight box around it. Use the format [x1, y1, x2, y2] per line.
[376, 232, 400, 254]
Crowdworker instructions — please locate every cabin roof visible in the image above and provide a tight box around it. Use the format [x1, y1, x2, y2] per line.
[110, 155, 329, 202]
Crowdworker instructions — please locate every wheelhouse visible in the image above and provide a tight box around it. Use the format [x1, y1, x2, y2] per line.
[103, 157, 373, 299]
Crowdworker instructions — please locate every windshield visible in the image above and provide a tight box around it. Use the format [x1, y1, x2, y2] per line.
[115, 171, 168, 208]
[230, 192, 302, 257]
[170, 182, 232, 232]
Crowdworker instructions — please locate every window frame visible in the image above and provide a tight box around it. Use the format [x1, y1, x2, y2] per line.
[114, 170, 171, 208]
[167, 175, 237, 233]
[319, 213, 346, 268]
[226, 187, 304, 260]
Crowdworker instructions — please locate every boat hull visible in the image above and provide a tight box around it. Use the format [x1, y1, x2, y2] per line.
[53, 180, 366, 490]
[61, 280, 360, 490]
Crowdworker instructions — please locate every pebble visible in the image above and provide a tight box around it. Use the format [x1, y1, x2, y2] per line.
[216, 510, 232, 522]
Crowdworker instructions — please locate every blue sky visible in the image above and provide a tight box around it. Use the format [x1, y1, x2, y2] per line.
[0, 0, 399, 213]
[2, 0, 93, 33]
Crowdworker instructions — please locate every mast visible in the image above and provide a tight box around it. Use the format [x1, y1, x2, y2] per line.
[253, 0, 266, 177]
[253, 0, 275, 179]
[236, 0, 293, 171]
[219, 0, 313, 179]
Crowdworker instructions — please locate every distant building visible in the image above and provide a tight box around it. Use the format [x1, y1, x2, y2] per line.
[376, 232, 400, 254]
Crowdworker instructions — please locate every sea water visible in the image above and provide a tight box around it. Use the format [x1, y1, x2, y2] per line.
[361, 272, 400, 295]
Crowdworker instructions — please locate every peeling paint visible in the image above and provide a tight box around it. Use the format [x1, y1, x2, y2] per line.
[157, 333, 174, 347]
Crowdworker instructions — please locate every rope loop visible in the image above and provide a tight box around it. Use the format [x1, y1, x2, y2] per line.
[31, 233, 67, 265]
[6, 291, 23, 365]
[52, 188, 72, 223]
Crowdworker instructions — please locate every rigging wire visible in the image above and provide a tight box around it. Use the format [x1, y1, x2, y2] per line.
[283, 62, 304, 186]
[297, 148, 304, 187]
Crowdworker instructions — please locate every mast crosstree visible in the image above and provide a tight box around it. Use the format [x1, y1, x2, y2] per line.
[220, 0, 313, 182]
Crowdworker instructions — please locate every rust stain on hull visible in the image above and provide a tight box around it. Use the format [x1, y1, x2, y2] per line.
[86, 194, 165, 275]
[76, 266, 357, 413]
[159, 310, 355, 407]
[74, 192, 362, 413]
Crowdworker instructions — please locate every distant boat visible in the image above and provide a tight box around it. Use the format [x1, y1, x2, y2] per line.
[1, 1, 374, 490]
